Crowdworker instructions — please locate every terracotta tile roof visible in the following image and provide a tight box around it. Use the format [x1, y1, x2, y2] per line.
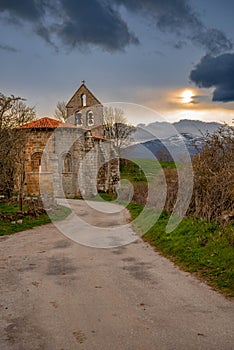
[20, 117, 82, 129]
[19, 117, 111, 141]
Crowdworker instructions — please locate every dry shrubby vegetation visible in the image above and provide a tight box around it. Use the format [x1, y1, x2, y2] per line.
[163, 124, 234, 223]
[123, 123, 234, 224]
[191, 125, 234, 222]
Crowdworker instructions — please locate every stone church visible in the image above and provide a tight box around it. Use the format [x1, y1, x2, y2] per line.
[19, 82, 119, 199]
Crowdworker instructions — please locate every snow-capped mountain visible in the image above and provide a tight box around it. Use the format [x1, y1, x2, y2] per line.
[121, 120, 221, 161]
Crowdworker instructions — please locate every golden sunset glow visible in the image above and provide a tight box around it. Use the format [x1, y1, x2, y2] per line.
[181, 89, 194, 104]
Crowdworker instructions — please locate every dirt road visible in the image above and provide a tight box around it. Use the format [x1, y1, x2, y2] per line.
[0, 200, 233, 349]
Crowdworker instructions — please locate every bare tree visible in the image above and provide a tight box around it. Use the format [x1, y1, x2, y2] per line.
[103, 106, 135, 155]
[0, 93, 35, 208]
[54, 101, 67, 122]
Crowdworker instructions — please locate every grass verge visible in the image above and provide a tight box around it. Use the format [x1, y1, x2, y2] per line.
[126, 202, 234, 298]
[0, 202, 71, 236]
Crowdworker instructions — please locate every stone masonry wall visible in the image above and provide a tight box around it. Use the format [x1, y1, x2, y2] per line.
[22, 128, 120, 199]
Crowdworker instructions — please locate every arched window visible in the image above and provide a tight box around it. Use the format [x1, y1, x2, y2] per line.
[81, 94, 86, 107]
[31, 152, 43, 173]
[75, 112, 83, 126]
[86, 110, 94, 126]
[62, 153, 72, 173]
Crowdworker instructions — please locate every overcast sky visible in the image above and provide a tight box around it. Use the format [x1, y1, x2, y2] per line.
[1, 0, 234, 125]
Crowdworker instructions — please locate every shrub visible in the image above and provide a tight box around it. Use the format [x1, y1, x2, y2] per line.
[191, 125, 234, 222]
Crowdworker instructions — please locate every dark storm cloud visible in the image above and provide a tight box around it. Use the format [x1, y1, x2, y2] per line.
[191, 28, 233, 55]
[112, 0, 233, 54]
[112, 0, 201, 31]
[0, 0, 41, 21]
[56, 0, 139, 51]
[190, 54, 234, 102]
[0, 0, 138, 52]
[0, 0, 232, 54]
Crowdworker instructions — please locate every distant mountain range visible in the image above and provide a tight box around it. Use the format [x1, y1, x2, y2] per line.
[134, 119, 222, 141]
[121, 119, 222, 161]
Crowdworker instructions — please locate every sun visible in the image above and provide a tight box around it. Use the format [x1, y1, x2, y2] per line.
[181, 89, 194, 104]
